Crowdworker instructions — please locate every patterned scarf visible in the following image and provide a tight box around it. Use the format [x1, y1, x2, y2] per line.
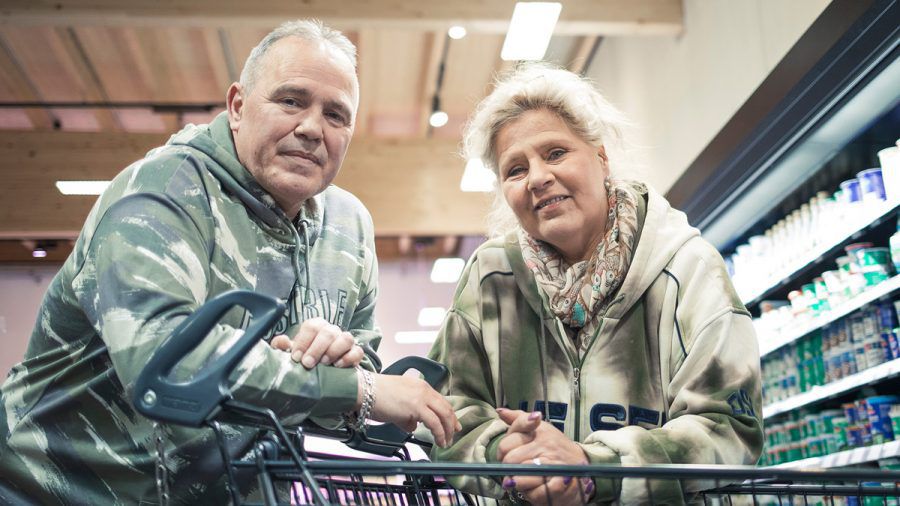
[519, 179, 640, 348]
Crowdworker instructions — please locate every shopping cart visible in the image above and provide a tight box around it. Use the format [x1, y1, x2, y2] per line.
[134, 290, 900, 505]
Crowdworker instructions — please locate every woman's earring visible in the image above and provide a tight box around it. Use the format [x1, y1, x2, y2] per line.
[604, 176, 611, 191]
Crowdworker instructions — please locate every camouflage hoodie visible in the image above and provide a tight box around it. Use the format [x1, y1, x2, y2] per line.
[0, 112, 379, 504]
[429, 182, 763, 504]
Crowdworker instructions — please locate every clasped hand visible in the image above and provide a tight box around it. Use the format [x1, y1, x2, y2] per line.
[496, 408, 595, 505]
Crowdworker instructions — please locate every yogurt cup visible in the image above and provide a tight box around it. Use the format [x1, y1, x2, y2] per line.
[857, 168, 886, 203]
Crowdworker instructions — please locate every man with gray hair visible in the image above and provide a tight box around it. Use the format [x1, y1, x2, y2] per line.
[0, 19, 458, 504]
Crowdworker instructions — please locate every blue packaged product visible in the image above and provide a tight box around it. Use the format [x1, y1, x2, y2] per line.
[888, 329, 900, 360]
[858, 168, 886, 202]
[866, 395, 899, 444]
[877, 301, 897, 331]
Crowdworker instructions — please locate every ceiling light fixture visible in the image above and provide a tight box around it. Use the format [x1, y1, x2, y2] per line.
[448, 26, 467, 39]
[417, 307, 447, 327]
[395, 330, 439, 344]
[32, 247, 47, 258]
[56, 180, 111, 196]
[501, 2, 562, 61]
[427, 29, 454, 135]
[460, 158, 496, 192]
[430, 257, 465, 283]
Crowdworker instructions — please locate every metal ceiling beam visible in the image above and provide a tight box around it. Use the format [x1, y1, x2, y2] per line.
[0, 0, 683, 36]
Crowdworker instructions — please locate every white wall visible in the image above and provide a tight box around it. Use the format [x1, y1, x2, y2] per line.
[589, 0, 831, 194]
[0, 266, 56, 378]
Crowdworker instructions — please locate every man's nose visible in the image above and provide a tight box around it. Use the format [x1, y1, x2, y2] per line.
[294, 111, 324, 142]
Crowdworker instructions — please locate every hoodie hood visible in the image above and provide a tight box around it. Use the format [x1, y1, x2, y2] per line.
[608, 181, 700, 318]
[505, 181, 699, 322]
[165, 112, 323, 245]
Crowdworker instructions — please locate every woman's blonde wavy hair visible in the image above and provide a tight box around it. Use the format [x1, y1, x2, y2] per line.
[462, 62, 631, 238]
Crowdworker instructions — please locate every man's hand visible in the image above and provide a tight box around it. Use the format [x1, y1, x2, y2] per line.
[496, 408, 594, 506]
[365, 374, 461, 448]
[270, 317, 364, 369]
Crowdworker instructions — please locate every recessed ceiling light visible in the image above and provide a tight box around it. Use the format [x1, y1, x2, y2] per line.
[501, 2, 562, 61]
[429, 110, 449, 128]
[56, 180, 111, 195]
[430, 258, 465, 283]
[417, 307, 447, 327]
[460, 158, 496, 192]
[395, 330, 439, 344]
[448, 26, 467, 39]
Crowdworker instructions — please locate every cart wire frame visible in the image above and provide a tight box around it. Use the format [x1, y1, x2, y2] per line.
[133, 291, 900, 505]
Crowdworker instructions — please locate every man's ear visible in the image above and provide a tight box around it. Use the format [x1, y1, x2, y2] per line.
[226, 83, 244, 131]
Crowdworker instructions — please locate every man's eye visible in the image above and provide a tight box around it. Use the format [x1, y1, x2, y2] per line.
[281, 98, 299, 107]
[326, 111, 348, 124]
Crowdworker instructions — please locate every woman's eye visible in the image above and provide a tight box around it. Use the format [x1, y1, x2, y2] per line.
[548, 149, 566, 160]
[505, 166, 525, 179]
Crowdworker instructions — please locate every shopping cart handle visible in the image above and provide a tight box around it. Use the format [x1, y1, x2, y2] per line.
[133, 290, 285, 427]
[381, 356, 448, 387]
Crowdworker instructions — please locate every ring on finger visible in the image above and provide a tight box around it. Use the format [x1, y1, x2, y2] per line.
[532, 457, 541, 466]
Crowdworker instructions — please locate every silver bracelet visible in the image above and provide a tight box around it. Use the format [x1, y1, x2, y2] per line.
[348, 367, 375, 433]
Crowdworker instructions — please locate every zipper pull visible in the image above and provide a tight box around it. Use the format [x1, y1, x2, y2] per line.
[573, 367, 581, 401]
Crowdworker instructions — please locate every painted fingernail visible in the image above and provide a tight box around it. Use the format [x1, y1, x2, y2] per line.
[320, 355, 331, 365]
[502, 478, 516, 489]
[301, 355, 315, 368]
[584, 480, 595, 495]
[563, 476, 573, 485]
[291, 351, 303, 363]
[528, 411, 542, 421]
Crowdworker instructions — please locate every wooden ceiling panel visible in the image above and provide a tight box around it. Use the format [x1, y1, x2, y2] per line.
[2, 27, 90, 100]
[0, 1, 684, 35]
[362, 29, 429, 137]
[73, 26, 154, 101]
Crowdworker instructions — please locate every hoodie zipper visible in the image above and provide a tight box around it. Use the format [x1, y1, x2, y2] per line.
[572, 317, 606, 441]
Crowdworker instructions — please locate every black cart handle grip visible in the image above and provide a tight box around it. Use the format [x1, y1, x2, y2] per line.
[133, 290, 285, 427]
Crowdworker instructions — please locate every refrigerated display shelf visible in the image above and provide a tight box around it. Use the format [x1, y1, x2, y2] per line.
[758, 275, 900, 357]
[740, 200, 899, 307]
[763, 357, 900, 419]
[770, 439, 900, 469]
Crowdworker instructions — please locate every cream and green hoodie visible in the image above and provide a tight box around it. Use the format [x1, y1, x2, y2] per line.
[0, 112, 379, 504]
[429, 182, 763, 504]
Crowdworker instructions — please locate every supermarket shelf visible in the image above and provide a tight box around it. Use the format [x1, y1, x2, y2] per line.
[770, 439, 900, 469]
[740, 200, 899, 307]
[763, 357, 900, 419]
[758, 275, 900, 357]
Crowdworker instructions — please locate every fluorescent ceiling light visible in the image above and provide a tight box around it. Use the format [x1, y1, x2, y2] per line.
[395, 330, 439, 344]
[501, 2, 562, 61]
[56, 180, 111, 195]
[417, 307, 447, 327]
[430, 257, 465, 283]
[460, 158, 496, 192]
[448, 26, 467, 39]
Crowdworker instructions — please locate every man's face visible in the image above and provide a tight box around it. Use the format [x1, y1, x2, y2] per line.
[227, 37, 358, 218]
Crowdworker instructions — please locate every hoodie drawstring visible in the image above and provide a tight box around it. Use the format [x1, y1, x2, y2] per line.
[291, 219, 313, 310]
[538, 310, 550, 421]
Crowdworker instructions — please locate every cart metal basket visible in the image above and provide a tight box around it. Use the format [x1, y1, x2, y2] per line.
[134, 291, 900, 505]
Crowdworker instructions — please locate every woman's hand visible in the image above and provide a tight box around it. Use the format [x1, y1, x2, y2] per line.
[365, 374, 461, 448]
[496, 408, 595, 505]
[270, 318, 364, 369]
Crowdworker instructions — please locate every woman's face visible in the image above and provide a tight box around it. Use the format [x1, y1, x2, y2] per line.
[495, 108, 610, 264]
